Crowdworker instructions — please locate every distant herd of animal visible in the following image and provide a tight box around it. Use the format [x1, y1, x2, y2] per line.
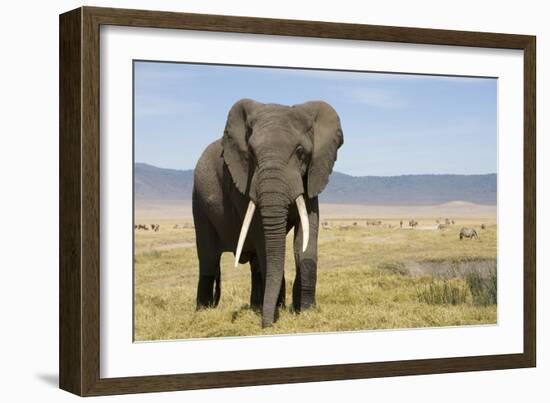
[134, 223, 194, 231]
[136, 219, 485, 241]
[134, 224, 160, 232]
[321, 218, 486, 240]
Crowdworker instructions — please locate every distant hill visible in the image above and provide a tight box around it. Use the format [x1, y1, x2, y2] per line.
[134, 163, 496, 205]
[134, 163, 194, 200]
[322, 171, 496, 205]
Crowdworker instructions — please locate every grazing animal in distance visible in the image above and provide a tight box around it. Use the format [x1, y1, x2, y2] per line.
[437, 224, 448, 230]
[445, 218, 451, 225]
[481, 223, 486, 230]
[409, 220, 418, 228]
[459, 227, 479, 240]
[400, 220, 403, 228]
[366, 219, 382, 226]
[451, 220, 455, 225]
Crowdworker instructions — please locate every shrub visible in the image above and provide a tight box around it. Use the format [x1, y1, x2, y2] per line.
[466, 270, 497, 306]
[417, 278, 471, 305]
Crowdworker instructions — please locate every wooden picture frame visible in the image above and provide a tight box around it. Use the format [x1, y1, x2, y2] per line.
[59, 6, 536, 396]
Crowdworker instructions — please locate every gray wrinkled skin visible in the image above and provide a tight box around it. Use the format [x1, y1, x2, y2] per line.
[192, 99, 343, 327]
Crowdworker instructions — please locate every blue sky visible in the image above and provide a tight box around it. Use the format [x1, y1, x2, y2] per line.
[134, 61, 497, 176]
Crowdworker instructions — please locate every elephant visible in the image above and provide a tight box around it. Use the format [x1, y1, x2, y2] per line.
[192, 99, 344, 327]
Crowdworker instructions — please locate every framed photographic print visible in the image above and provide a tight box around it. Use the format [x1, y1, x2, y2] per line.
[59, 6, 536, 396]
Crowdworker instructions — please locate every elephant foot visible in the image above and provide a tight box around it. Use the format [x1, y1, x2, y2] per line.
[261, 310, 279, 328]
[292, 297, 316, 313]
[196, 273, 220, 309]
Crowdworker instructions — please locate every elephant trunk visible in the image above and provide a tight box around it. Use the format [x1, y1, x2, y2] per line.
[260, 203, 288, 327]
[257, 167, 290, 327]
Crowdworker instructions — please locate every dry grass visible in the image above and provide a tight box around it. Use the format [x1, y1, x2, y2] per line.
[134, 211, 497, 341]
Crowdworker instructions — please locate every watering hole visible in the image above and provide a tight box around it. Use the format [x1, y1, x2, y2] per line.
[379, 258, 496, 279]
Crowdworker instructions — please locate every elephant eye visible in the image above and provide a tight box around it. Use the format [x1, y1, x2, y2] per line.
[296, 146, 306, 161]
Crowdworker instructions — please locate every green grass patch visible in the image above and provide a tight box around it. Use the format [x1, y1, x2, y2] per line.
[417, 278, 472, 305]
[466, 270, 497, 306]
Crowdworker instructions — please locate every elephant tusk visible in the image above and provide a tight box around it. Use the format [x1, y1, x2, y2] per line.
[234, 201, 256, 268]
[296, 195, 309, 252]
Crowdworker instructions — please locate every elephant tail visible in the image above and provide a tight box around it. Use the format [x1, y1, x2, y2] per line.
[213, 272, 221, 307]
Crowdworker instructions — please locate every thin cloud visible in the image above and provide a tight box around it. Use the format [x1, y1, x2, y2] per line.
[346, 88, 407, 109]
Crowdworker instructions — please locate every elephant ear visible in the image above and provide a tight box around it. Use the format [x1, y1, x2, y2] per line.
[297, 101, 344, 198]
[222, 99, 261, 194]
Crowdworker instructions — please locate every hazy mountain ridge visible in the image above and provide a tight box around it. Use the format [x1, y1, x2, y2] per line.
[324, 171, 496, 205]
[134, 163, 194, 200]
[134, 163, 496, 205]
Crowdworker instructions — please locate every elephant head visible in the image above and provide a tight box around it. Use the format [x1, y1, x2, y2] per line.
[222, 98, 343, 327]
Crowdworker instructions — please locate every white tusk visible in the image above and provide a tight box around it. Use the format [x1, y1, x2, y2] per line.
[296, 195, 309, 252]
[234, 201, 256, 268]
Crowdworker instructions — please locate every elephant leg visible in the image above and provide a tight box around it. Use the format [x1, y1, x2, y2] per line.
[249, 255, 264, 311]
[292, 197, 319, 312]
[194, 201, 222, 309]
[196, 253, 221, 309]
[277, 273, 286, 308]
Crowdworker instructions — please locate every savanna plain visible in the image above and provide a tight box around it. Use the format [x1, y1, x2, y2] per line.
[134, 201, 497, 341]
